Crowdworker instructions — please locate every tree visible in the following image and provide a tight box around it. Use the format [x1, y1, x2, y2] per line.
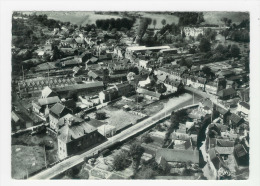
[177, 12, 204, 26]
[136, 18, 150, 43]
[65, 166, 81, 179]
[95, 112, 106, 120]
[202, 66, 212, 76]
[230, 44, 240, 58]
[199, 37, 211, 52]
[221, 29, 229, 40]
[155, 83, 167, 94]
[204, 28, 217, 41]
[113, 151, 130, 171]
[135, 167, 155, 179]
[153, 19, 157, 30]
[189, 47, 196, 54]
[178, 57, 192, 68]
[221, 17, 232, 26]
[102, 68, 110, 84]
[142, 133, 154, 144]
[129, 143, 144, 170]
[161, 19, 166, 26]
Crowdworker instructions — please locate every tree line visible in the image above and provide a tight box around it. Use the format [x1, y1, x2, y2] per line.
[95, 18, 136, 31]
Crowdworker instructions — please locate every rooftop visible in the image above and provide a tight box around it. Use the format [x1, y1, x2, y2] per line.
[155, 148, 199, 164]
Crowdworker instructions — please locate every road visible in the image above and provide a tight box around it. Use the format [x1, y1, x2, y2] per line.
[29, 94, 197, 180]
[184, 86, 229, 110]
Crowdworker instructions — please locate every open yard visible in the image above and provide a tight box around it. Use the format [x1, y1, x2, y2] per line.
[12, 145, 46, 179]
[87, 106, 142, 131]
[12, 132, 58, 178]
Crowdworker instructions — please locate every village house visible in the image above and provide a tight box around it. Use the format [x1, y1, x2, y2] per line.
[41, 86, 58, 98]
[198, 98, 215, 115]
[99, 87, 119, 104]
[49, 102, 73, 133]
[57, 114, 106, 160]
[205, 81, 219, 95]
[217, 88, 237, 100]
[11, 111, 32, 132]
[228, 113, 244, 129]
[60, 38, 77, 48]
[164, 78, 184, 93]
[136, 87, 161, 100]
[237, 88, 249, 102]
[114, 83, 133, 97]
[125, 46, 170, 59]
[61, 59, 82, 67]
[53, 81, 104, 99]
[234, 144, 249, 166]
[182, 27, 204, 38]
[75, 51, 92, 63]
[185, 75, 206, 91]
[237, 102, 250, 116]
[216, 106, 230, 124]
[32, 96, 61, 116]
[87, 70, 102, 81]
[155, 148, 199, 164]
[139, 60, 149, 69]
[202, 148, 231, 180]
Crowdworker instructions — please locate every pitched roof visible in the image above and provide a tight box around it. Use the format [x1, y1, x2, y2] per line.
[102, 87, 118, 95]
[58, 114, 97, 143]
[50, 103, 66, 116]
[234, 144, 248, 158]
[155, 148, 199, 164]
[38, 96, 60, 106]
[217, 88, 236, 97]
[114, 83, 131, 91]
[41, 86, 54, 98]
[200, 98, 214, 109]
[230, 113, 243, 124]
[88, 70, 99, 79]
[54, 82, 103, 93]
[137, 88, 161, 98]
[216, 139, 235, 147]
[239, 102, 250, 110]
[11, 111, 21, 123]
[75, 38, 85, 44]
[215, 147, 234, 155]
[216, 106, 229, 115]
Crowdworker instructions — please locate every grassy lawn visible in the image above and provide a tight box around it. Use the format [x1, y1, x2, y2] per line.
[12, 132, 59, 178]
[12, 145, 46, 179]
[142, 101, 165, 116]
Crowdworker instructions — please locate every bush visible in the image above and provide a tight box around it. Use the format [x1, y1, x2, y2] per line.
[95, 112, 106, 120]
[113, 151, 130, 171]
[39, 140, 54, 150]
[142, 133, 154, 144]
[65, 166, 81, 179]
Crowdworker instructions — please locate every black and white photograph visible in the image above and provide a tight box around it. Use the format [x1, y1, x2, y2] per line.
[1, 0, 260, 185]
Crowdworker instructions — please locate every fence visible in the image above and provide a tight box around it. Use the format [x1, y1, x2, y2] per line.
[129, 110, 147, 118]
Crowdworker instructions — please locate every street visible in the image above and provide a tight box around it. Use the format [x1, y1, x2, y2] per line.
[29, 93, 196, 179]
